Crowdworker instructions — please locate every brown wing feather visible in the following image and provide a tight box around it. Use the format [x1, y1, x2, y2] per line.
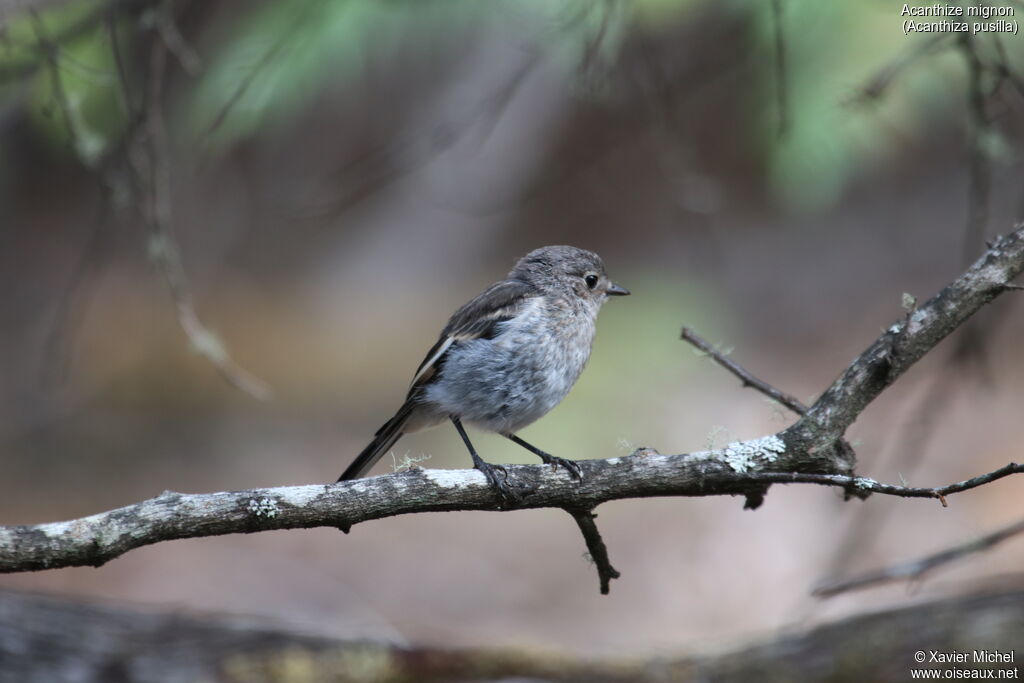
[407, 278, 538, 396]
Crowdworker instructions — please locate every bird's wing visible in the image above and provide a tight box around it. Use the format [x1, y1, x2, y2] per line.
[407, 278, 539, 395]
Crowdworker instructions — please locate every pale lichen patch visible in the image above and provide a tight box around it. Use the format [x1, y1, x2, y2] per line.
[907, 307, 932, 334]
[854, 477, 878, 490]
[722, 435, 786, 473]
[335, 480, 369, 496]
[247, 497, 279, 518]
[276, 485, 331, 506]
[424, 469, 476, 488]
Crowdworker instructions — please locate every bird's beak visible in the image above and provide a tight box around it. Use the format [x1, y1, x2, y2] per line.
[606, 282, 630, 296]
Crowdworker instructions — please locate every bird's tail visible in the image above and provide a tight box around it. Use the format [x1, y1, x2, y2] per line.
[337, 400, 416, 482]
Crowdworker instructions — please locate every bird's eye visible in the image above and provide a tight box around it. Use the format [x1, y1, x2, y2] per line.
[584, 274, 599, 289]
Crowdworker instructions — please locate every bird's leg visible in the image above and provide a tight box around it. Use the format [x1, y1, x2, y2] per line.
[505, 434, 583, 481]
[451, 417, 516, 502]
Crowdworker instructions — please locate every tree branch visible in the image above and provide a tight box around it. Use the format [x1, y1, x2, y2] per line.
[567, 507, 620, 595]
[849, 34, 951, 105]
[2, 454, 1021, 575]
[769, 0, 789, 138]
[813, 516, 1024, 598]
[2, 225, 1023, 586]
[680, 327, 807, 415]
[782, 227, 1024, 456]
[127, 31, 273, 400]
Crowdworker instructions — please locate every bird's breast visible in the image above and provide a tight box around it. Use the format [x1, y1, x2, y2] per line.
[423, 296, 598, 433]
[496, 297, 596, 401]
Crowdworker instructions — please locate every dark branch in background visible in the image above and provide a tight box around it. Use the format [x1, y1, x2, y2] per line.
[28, 10, 83, 158]
[769, 0, 788, 138]
[154, 0, 200, 77]
[987, 34, 1024, 101]
[300, 49, 540, 221]
[0, 0, 150, 81]
[196, 1, 310, 146]
[110, 11, 272, 400]
[945, 33, 1001, 379]
[680, 327, 807, 415]
[41, 186, 110, 387]
[14, 0, 272, 399]
[781, 227, 1024, 455]
[815, 368, 958, 589]
[824, 26, 1020, 595]
[141, 39, 272, 399]
[849, 34, 951, 105]
[3, 585, 1022, 681]
[959, 33, 991, 267]
[1, 226, 1023, 588]
[30, 13, 113, 386]
[814, 516, 1024, 598]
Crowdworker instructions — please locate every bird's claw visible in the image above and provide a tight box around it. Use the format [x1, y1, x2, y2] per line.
[540, 454, 584, 482]
[474, 460, 519, 504]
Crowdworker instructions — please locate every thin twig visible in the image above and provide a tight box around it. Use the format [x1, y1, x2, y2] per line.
[987, 33, 1024, 100]
[769, 0, 788, 138]
[849, 34, 950, 105]
[135, 36, 272, 399]
[197, 2, 314, 145]
[0, 0, 147, 82]
[814, 516, 1024, 597]
[41, 184, 110, 387]
[960, 33, 991, 267]
[28, 10, 84, 161]
[743, 462, 1024, 504]
[681, 327, 807, 415]
[567, 507, 620, 594]
[155, 0, 200, 77]
[304, 50, 539, 220]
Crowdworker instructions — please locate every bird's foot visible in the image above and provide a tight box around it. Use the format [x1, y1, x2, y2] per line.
[537, 453, 583, 481]
[473, 459, 519, 504]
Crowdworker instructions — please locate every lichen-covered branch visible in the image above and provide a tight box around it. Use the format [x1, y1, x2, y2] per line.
[1, 453, 1021, 575]
[782, 227, 1024, 457]
[1, 225, 1022, 584]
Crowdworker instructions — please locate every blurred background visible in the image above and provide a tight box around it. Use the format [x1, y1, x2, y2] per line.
[2, 0, 1024, 660]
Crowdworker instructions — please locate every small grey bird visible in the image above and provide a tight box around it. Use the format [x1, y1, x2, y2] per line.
[337, 245, 629, 498]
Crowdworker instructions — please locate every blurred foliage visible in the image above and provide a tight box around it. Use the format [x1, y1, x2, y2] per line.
[187, 0, 676, 148]
[754, 1, 1023, 212]
[1, 0, 1022, 209]
[2, 0, 126, 165]
[188, 1, 419, 148]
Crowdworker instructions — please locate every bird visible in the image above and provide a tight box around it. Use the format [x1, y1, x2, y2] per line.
[337, 245, 629, 499]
